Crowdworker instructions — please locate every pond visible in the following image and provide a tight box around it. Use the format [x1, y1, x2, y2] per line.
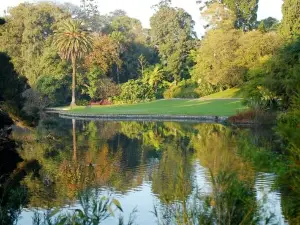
[3, 116, 299, 224]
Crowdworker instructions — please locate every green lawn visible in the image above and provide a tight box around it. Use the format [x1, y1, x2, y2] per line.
[67, 99, 246, 116]
[203, 88, 243, 99]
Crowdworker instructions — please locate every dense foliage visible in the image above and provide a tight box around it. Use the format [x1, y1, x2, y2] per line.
[115, 79, 155, 104]
[1, 0, 300, 223]
[0, 3, 67, 85]
[0, 2, 159, 106]
[280, 0, 300, 38]
[197, 0, 259, 31]
[150, 2, 196, 82]
[0, 0, 298, 125]
[0, 52, 29, 122]
[0, 0, 298, 117]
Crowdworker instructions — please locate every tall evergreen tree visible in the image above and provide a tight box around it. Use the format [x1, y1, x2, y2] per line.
[150, 4, 196, 82]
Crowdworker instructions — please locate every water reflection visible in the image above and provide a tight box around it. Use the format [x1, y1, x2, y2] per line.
[7, 117, 296, 224]
[255, 173, 286, 225]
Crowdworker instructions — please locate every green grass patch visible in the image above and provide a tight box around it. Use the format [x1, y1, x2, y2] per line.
[66, 99, 247, 116]
[203, 88, 243, 99]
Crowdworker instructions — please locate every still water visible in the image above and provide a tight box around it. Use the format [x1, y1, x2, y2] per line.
[7, 116, 297, 224]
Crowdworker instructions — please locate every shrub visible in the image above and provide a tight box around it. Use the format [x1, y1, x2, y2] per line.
[163, 80, 200, 99]
[194, 81, 216, 97]
[93, 78, 120, 101]
[22, 89, 49, 121]
[83, 67, 121, 101]
[228, 109, 277, 124]
[277, 95, 300, 154]
[36, 75, 71, 107]
[114, 79, 155, 104]
[76, 99, 90, 106]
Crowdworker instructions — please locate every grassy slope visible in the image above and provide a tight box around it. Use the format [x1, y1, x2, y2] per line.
[203, 88, 242, 99]
[68, 99, 246, 116]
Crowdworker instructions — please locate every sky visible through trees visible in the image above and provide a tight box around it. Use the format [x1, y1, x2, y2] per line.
[0, 0, 283, 36]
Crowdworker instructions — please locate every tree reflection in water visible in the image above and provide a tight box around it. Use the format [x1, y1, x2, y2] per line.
[6, 116, 298, 224]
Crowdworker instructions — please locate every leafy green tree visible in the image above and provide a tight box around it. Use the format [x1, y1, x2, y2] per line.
[119, 42, 158, 83]
[85, 35, 121, 76]
[109, 15, 158, 83]
[224, 0, 259, 31]
[257, 17, 279, 32]
[59, 2, 108, 33]
[244, 38, 300, 110]
[36, 75, 71, 106]
[236, 30, 282, 71]
[280, 0, 300, 38]
[198, 0, 259, 31]
[150, 4, 196, 82]
[201, 2, 236, 30]
[0, 3, 67, 85]
[109, 9, 127, 18]
[83, 67, 120, 101]
[111, 16, 144, 42]
[192, 29, 243, 88]
[53, 19, 93, 106]
[109, 31, 126, 83]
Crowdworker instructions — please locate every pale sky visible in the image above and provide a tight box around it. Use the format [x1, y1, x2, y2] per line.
[0, 0, 283, 36]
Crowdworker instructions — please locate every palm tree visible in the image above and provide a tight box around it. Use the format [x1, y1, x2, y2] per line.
[54, 19, 93, 106]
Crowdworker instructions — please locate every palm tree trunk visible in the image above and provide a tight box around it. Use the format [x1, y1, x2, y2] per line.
[71, 55, 77, 107]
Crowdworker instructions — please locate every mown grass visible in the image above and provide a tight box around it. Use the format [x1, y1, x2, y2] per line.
[203, 88, 243, 99]
[67, 99, 247, 116]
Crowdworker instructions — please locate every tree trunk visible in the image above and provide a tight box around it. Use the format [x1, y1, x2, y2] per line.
[71, 55, 77, 107]
[116, 66, 120, 84]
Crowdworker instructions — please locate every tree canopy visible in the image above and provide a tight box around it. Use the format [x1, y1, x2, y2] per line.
[280, 0, 300, 38]
[197, 0, 259, 31]
[150, 4, 196, 82]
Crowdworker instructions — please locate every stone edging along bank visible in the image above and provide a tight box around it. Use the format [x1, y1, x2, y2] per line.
[47, 110, 229, 123]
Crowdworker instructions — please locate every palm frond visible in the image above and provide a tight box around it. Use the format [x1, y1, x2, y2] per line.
[53, 19, 93, 61]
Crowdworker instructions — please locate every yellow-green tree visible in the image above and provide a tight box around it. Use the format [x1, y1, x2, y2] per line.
[280, 0, 300, 38]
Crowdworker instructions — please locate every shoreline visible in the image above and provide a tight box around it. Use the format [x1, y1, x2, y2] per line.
[47, 110, 229, 123]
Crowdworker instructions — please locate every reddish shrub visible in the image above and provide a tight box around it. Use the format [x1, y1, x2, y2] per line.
[228, 110, 257, 124]
[89, 99, 112, 106]
[228, 109, 276, 124]
[100, 99, 112, 105]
